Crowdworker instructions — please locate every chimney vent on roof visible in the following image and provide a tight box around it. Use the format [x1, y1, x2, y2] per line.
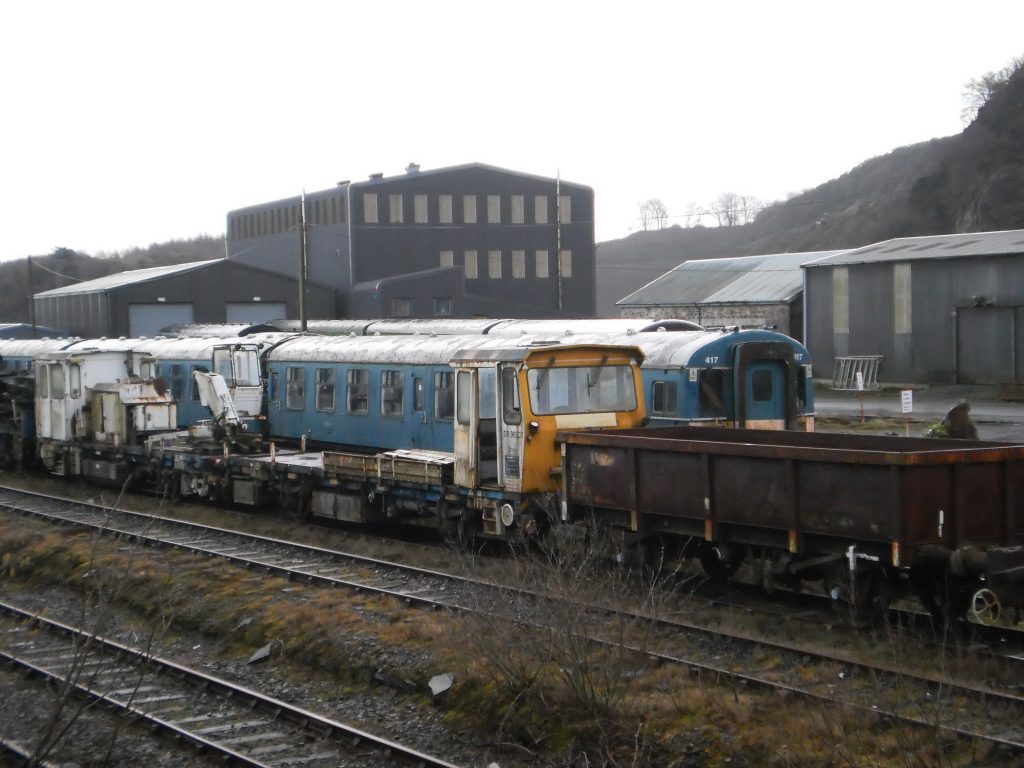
[406, 163, 420, 174]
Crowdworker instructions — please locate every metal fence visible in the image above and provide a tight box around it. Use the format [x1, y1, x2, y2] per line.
[831, 355, 883, 390]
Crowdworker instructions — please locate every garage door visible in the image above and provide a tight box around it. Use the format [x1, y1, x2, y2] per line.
[129, 304, 194, 337]
[226, 302, 287, 324]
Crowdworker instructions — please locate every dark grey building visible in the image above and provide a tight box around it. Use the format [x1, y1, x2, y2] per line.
[617, 251, 841, 342]
[33, 260, 334, 338]
[803, 230, 1024, 384]
[225, 162, 595, 318]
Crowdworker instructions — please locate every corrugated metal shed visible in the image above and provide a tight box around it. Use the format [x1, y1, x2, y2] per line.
[34, 261, 213, 297]
[805, 230, 1024, 267]
[619, 251, 841, 306]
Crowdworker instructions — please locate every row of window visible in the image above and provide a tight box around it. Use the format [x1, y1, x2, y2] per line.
[229, 196, 348, 240]
[282, 367, 455, 419]
[363, 193, 573, 226]
[439, 249, 573, 280]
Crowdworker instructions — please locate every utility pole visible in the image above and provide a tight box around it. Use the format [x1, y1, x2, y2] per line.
[27, 256, 36, 332]
[299, 192, 308, 332]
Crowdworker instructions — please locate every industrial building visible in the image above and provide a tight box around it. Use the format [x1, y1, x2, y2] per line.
[32, 259, 334, 338]
[617, 251, 841, 342]
[803, 230, 1024, 384]
[224, 162, 595, 318]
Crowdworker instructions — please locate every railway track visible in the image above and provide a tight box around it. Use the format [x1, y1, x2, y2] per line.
[0, 598, 460, 768]
[3, 484, 1024, 754]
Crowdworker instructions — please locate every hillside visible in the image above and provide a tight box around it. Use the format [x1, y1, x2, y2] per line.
[598, 62, 1024, 315]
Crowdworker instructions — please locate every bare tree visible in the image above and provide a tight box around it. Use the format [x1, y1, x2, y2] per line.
[638, 199, 668, 231]
[710, 193, 762, 227]
[961, 56, 1024, 125]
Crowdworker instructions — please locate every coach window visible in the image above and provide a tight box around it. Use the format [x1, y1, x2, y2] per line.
[286, 367, 305, 410]
[165, 364, 184, 399]
[651, 380, 677, 416]
[36, 364, 48, 398]
[347, 369, 368, 414]
[501, 367, 522, 425]
[315, 368, 336, 412]
[69, 364, 81, 399]
[698, 369, 727, 417]
[381, 370, 404, 416]
[233, 347, 260, 386]
[434, 371, 454, 419]
[413, 377, 425, 413]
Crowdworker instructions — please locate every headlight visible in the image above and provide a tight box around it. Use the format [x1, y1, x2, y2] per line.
[500, 503, 515, 527]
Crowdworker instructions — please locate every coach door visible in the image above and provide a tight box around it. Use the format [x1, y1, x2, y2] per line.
[497, 364, 523, 493]
[733, 342, 796, 430]
[453, 364, 501, 488]
[36, 361, 68, 440]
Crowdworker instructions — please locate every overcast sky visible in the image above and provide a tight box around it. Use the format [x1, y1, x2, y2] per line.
[2, 0, 1022, 260]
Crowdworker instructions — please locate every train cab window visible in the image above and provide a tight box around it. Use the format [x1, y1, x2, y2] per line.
[651, 380, 678, 416]
[456, 371, 471, 425]
[381, 370, 404, 417]
[69, 364, 81, 399]
[434, 371, 454, 420]
[285, 367, 305, 410]
[315, 368, 335, 413]
[698, 369, 727, 417]
[752, 370, 773, 402]
[48, 364, 65, 399]
[413, 377, 425, 413]
[347, 369, 368, 414]
[213, 349, 232, 382]
[232, 347, 260, 386]
[501, 366, 521, 425]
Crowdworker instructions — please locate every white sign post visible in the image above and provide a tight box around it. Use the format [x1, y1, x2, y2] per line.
[901, 390, 913, 436]
[855, 372, 865, 422]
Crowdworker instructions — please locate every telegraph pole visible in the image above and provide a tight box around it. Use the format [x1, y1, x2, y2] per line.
[299, 192, 308, 332]
[27, 256, 36, 332]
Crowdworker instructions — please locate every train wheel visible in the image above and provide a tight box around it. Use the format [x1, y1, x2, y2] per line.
[443, 509, 477, 551]
[828, 569, 892, 628]
[968, 588, 1001, 625]
[698, 542, 741, 582]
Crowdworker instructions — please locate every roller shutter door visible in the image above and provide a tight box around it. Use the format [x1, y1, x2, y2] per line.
[129, 304, 194, 337]
[226, 302, 287, 324]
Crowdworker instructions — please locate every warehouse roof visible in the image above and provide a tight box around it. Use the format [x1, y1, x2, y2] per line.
[618, 251, 841, 306]
[804, 229, 1024, 267]
[34, 260, 215, 298]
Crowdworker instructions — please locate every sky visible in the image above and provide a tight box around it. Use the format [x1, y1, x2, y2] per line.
[2, 0, 1022, 260]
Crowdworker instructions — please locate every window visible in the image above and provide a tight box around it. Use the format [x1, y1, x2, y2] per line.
[391, 297, 411, 317]
[69, 364, 80, 398]
[698, 369, 727, 417]
[165, 364, 184, 399]
[389, 193, 404, 223]
[347, 369, 368, 414]
[434, 371, 454, 419]
[536, 250, 549, 278]
[286, 367, 305, 410]
[512, 250, 526, 279]
[439, 194, 453, 224]
[796, 365, 809, 411]
[558, 249, 572, 278]
[363, 193, 378, 223]
[37, 364, 48, 398]
[488, 250, 502, 279]
[651, 380, 678, 416]
[463, 194, 477, 224]
[501, 366, 522, 425]
[139, 361, 153, 379]
[232, 347, 260, 386]
[433, 297, 452, 316]
[414, 194, 428, 224]
[381, 370, 404, 416]
[337, 195, 347, 223]
[526, 365, 637, 415]
[315, 368, 336, 412]
[511, 194, 525, 224]
[413, 377, 425, 413]
[456, 371, 471, 425]
[752, 370, 773, 403]
[487, 195, 501, 223]
[440, 250, 454, 268]
[534, 195, 548, 224]
[53, 364, 69, 399]
[558, 194, 572, 223]
[214, 348, 232, 381]
[464, 250, 478, 279]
